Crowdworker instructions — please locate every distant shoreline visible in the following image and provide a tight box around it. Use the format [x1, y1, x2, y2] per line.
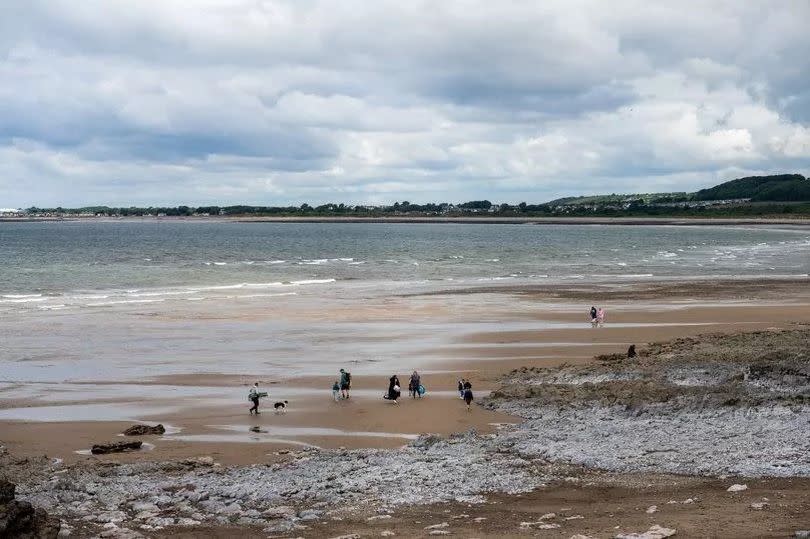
[3, 215, 810, 226]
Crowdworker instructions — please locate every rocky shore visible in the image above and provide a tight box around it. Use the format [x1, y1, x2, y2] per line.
[2, 328, 808, 537]
[485, 327, 810, 477]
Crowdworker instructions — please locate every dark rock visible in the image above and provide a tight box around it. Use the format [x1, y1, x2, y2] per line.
[0, 480, 60, 538]
[0, 480, 14, 504]
[122, 424, 165, 436]
[91, 441, 143, 454]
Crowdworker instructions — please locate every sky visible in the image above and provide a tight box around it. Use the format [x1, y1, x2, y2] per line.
[1, 1, 809, 207]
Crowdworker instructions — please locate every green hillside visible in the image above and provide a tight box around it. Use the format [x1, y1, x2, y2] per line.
[693, 174, 809, 201]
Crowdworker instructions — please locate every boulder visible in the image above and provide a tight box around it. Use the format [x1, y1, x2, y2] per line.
[122, 424, 165, 436]
[0, 480, 60, 538]
[91, 441, 143, 454]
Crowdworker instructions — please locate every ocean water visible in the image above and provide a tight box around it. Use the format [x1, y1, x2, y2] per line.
[2, 221, 809, 313]
[1, 221, 809, 412]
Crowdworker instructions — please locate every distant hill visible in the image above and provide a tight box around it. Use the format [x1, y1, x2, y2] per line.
[693, 174, 809, 202]
[548, 174, 810, 206]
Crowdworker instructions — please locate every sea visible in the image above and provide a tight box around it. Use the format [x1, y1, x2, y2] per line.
[1, 221, 809, 401]
[2, 221, 810, 307]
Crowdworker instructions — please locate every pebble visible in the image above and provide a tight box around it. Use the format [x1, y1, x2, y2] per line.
[727, 484, 748, 492]
[429, 532, 451, 536]
[380, 531, 396, 537]
[425, 522, 449, 529]
[750, 502, 769, 510]
[645, 505, 658, 514]
[795, 531, 810, 538]
[615, 524, 677, 539]
[367, 514, 393, 521]
[329, 534, 360, 539]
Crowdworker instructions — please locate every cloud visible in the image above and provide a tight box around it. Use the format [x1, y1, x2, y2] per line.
[0, 0, 808, 207]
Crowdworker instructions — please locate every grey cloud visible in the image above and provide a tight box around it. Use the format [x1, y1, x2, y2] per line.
[0, 1, 808, 207]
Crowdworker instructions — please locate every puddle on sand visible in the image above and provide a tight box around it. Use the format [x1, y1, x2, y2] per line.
[162, 424, 420, 445]
[0, 402, 179, 422]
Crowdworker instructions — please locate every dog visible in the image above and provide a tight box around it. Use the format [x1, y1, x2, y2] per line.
[273, 400, 289, 414]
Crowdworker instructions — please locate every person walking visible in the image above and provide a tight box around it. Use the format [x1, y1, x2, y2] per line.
[590, 306, 597, 324]
[386, 374, 401, 404]
[332, 380, 341, 401]
[248, 382, 262, 415]
[457, 379, 465, 399]
[410, 370, 421, 399]
[463, 381, 474, 411]
[596, 307, 606, 327]
[339, 368, 352, 399]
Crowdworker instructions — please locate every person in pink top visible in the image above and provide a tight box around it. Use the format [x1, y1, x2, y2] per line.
[596, 307, 606, 327]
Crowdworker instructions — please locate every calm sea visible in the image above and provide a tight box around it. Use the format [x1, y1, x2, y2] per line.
[1, 221, 809, 392]
[1, 221, 809, 313]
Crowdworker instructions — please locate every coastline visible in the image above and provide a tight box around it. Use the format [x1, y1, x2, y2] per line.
[3, 215, 810, 225]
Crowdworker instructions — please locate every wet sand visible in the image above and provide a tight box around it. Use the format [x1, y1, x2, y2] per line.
[2, 280, 809, 466]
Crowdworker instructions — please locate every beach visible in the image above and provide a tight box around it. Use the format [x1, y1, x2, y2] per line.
[1, 222, 810, 537]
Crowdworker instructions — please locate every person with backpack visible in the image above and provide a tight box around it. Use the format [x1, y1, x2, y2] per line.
[339, 368, 352, 399]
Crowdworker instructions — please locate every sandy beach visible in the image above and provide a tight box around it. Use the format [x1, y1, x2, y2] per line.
[2, 275, 810, 537]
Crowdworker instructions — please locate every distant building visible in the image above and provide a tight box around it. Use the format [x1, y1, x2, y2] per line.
[0, 208, 24, 216]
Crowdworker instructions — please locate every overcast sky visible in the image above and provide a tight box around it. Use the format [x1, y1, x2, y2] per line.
[2, 1, 809, 207]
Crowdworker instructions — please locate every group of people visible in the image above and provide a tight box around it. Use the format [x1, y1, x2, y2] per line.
[383, 370, 426, 404]
[250, 369, 473, 414]
[589, 306, 606, 327]
[331, 368, 353, 401]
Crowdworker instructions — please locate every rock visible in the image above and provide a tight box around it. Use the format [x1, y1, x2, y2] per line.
[122, 424, 166, 436]
[96, 511, 127, 523]
[367, 514, 392, 521]
[381, 531, 396, 537]
[0, 480, 61, 539]
[98, 527, 144, 538]
[263, 506, 296, 519]
[180, 456, 215, 467]
[616, 524, 677, 539]
[91, 441, 143, 455]
[726, 484, 748, 492]
[565, 515, 585, 520]
[263, 520, 297, 534]
[329, 535, 360, 539]
[570, 536, 597, 539]
[750, 502, 769, 510]
[794, 531, 810, 538]
[129, 501, 159, 513]
[0, 481, 14, 504]
[646, 505, 658, 514]
[177, 518, 201, 526]
[429, 532, 451, 536]
[473, 517, 487, 522]
[298, 508, 323, 521]
[425, 522, 449, 529]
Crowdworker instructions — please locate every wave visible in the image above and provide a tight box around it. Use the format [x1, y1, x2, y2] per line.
[85, 299, 165, 307]
[2, 294, 43, 299]
[290, 279, 336, 285]
[0, 296, 49, 303]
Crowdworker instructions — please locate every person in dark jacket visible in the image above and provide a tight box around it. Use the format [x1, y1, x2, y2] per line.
[385, 374, 401, 404]
[463, 381, 474, 411]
